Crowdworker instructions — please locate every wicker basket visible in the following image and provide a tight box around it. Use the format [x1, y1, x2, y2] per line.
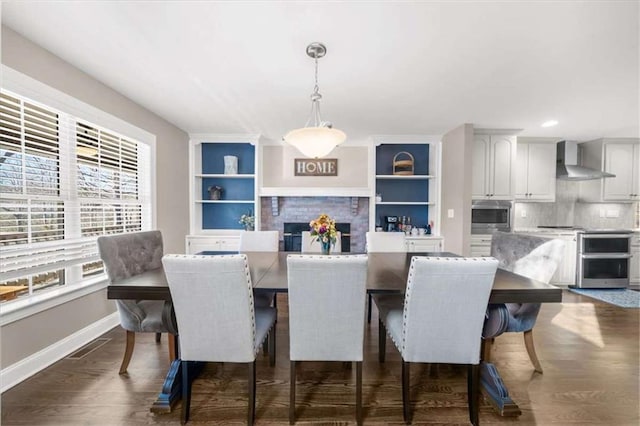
[392, 151, 415, 175]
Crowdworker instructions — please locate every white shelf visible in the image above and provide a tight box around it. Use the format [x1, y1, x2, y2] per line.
[196, 200, 255, 204]
[196, 174, 255, 178]
[376, 201, 433, 206]
[375, 174, 434, 179]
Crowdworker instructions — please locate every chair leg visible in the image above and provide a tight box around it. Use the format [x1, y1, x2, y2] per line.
[378, 318, 386, 363]
[168, 334, 176, 363]
[367, 293, 372, 323]
[356, 361, 363, 426]
[181, 361, 191, 424]
[524, 330, 543, 373]
[402, 361, 411, 424]
[481, 338, 494, 362]
[119, 330, 135, 374]
[269, 325, 276, 367]
[467, 364, 480, 426]
[248, 361, 256, 426]
[273, 294, 278, 323]
[289, 360, 296, 425]
[155, 332, 161, 343]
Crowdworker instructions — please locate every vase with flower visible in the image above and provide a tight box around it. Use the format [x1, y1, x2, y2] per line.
[309, 213, 337, 254]
[239, 212, 255, 231]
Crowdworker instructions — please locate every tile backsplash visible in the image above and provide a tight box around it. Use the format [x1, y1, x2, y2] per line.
[514, 180, 638, 230]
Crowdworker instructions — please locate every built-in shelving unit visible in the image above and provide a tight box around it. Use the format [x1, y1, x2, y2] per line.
[370, 138, 441, 235]
[189, 136, 259, 235]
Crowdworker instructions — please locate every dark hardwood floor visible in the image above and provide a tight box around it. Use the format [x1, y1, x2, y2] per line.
[2, 290, 639, 425]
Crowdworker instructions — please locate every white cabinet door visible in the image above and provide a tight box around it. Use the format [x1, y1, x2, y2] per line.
[186, 236, 240, 254]
[470, 234, 492, 257]
[406, 237, 443, 252]
[472, 134, 516, 200]
[603, 143, 640, 201]
[526, 143, 556, 201]
[490, 135, 516, 199]
[516, 143, 556, 201]
[472, 135, 490, 199]
[515, 143, 529, 199]
[550, 233, 577, 285]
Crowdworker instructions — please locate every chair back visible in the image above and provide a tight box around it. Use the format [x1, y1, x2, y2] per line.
[287, 254, 368, 361]
[401, 257, 498, 364]
[366, 231, 407, 252]
[162, 254, 257, 363]
[490, 231, 565, 284]
[239, 230, 279, 252]
[97, 230, 163, 281]
[301, 231, 342, 253]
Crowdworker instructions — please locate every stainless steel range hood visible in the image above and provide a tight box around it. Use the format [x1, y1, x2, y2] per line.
[556, 140, 615, 181]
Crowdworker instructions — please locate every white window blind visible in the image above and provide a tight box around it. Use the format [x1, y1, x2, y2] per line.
[0, 90, 151, 300]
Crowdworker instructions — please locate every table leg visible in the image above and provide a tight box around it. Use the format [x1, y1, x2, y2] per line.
[480, 362, 522, 416]
[150, 360, 205, 413]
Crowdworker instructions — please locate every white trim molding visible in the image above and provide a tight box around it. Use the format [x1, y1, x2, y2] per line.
[0, 312, 120, 393]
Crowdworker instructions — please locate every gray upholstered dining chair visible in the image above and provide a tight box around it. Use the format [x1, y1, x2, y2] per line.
[97, 230, 176, 374]
[239, 230, 279, 310]
[287, 254, 368, 425]
[301, 230, 342, 253]
[162, 254, 277, 425]
[482, 232, 565, 373]
[365, 231, 407, 323]
[374, 256, 498, 425]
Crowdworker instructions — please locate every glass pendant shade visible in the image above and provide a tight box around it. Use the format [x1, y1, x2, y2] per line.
[284, 42, 346, 158]
[284, 126, 346, 158]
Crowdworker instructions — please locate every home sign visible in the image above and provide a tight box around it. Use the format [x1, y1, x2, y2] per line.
[294, 158, 338, 176]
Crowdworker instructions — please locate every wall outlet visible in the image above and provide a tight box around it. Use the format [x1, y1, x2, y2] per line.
[520, 209, 527, 218]
[599, 209, 605, 218]
[606, 209, 619, 218]
[447, 209, 454, 219]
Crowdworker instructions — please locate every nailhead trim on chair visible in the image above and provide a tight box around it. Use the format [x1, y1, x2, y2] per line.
[399, 257, 498, 355]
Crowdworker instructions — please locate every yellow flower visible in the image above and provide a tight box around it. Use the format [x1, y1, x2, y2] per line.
[309, 213, 337, 245]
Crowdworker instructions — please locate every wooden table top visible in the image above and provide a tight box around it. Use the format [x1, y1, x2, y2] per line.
[107, 252, 562, 304]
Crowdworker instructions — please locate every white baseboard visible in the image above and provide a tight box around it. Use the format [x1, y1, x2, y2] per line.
[1, 312, 120, 393]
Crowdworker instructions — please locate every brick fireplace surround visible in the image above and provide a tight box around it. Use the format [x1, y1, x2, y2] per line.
[260, 196, 370, 253]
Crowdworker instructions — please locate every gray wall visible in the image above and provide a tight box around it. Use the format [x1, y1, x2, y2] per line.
[1, 27, 189, 369]
[441, 124, 473, 256]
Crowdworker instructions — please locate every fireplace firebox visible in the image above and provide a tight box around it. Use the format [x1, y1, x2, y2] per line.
[283, 222, 351, 252]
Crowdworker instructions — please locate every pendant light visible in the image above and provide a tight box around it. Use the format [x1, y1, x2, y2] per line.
[283, 42, 346, 158]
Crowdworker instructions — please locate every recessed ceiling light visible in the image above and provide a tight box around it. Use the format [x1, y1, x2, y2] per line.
[541, 120, 558, 128]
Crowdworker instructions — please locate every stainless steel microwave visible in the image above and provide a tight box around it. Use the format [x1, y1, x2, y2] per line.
[471, 200, 512, 234]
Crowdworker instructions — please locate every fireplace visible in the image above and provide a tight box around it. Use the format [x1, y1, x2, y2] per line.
[283, 222, 351, 252]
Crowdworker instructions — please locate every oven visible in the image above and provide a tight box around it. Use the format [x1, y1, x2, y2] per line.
[471, 200, 512, 234]
[575, 231, 632, 288]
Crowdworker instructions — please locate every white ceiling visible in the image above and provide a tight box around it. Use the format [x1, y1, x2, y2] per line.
[2, 1, 638, 143]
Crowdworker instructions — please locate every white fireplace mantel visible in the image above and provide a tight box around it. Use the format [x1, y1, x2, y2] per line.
[259, 186, 371, 197]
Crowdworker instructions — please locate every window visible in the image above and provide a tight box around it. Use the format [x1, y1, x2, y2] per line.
[0, 90, 151, 302]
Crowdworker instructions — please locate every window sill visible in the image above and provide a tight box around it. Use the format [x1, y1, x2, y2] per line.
[0, 276, 109, 326]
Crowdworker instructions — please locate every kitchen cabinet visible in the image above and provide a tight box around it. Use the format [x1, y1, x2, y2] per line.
[516, 230, 578, 285]
[579, 139, 640, 202]
[406, 236, 443, 252]
[186, 235, 240, 254]
[603, 143, 639, 201]
[631, 233, 640, 286]
[470, 234, 492, 257]
[472, 133, 517, 200]
[550, 233, 578, 286]
[515, 142, 556, 201]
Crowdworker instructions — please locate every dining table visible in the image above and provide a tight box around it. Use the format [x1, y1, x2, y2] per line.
[107, 251, 562, 416]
